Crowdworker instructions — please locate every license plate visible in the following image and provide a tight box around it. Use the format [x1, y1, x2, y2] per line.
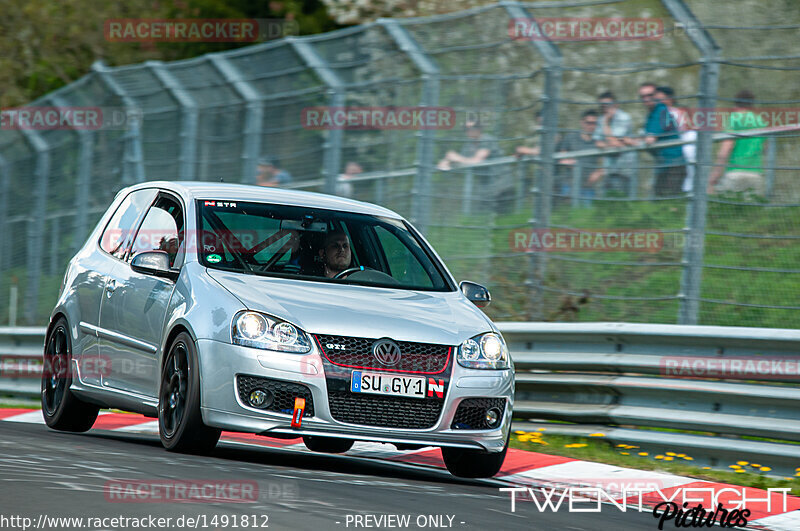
[351, 371, 426, 399]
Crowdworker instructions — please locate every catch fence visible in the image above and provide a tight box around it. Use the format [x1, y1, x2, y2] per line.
[1, 0, 798, 328]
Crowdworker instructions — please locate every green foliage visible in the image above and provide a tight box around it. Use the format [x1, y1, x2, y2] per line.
[0, 0, 338, 107]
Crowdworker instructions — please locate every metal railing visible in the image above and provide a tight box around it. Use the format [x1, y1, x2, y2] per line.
[4, 323, 800, 474]
[505, 321, 800, 476]
[0, 327, 48, 397]
[2, 0, 800, 330]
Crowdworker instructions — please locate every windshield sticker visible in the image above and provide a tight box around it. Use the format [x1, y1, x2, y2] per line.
[207, 254, 222, 263]
[204, 200, 237, 208]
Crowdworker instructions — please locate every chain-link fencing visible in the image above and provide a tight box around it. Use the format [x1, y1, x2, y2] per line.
[0, 0, 798, 328]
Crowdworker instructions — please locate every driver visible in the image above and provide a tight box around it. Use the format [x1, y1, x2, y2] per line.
[319, 230, 352, 278]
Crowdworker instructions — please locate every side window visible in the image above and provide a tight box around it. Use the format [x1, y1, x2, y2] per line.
[99, 189, 158, 259]
[374, 226, 433, 288]
[130, 195, 184, 268]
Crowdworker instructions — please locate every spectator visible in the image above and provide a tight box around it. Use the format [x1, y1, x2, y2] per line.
[515, 109, 544, 158]
[436, 120, 499, 171]
[656, 86, 697, 193]
[592, 91, 636, 193]
[556, 109, 604, 206]
[336, 161, 363, 198]
[255, 156, 292, 187]
[437, 120, 510, 212]
[708, 90, 767, 197]
[639, 82, 686, 196]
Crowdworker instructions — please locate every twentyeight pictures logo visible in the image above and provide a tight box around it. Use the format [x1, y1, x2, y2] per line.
[509, 18, 664, 41]
[501, 486, 791, 514]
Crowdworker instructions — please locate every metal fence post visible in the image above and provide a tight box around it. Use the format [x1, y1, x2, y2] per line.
[0, 155, 9, 272]
[503, 1, 562, 320]
[208, 54, 264, 184]
[662, 0, 720, 325]
[463, 167, 474, 216]
[764, 135, 776, 199]
[147, 61, 199, 181]
[379, 19, 440, 235]
[515, 158, 526, 211]
[290, 39, 345, 196]
[20, 129, 50, 325]
[91, 61, 145, 184]
[630, 150, 640, 199]
[571, 161, 582, 207]
[51, 94, 93, 252]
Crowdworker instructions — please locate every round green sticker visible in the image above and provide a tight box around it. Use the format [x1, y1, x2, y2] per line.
[207, 254, 222, 263]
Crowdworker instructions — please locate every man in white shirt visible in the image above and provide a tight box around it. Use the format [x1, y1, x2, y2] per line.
[592, 91, 636, 193]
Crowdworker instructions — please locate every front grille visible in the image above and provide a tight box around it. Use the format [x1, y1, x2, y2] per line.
[236, 375, 315, 417]
[451, 398, 506, 430]
[327, 391, 444, 429]
[315, 334, 451, 374]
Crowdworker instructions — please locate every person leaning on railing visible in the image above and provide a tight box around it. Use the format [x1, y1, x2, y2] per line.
[656, 86, 697, 193]
[707, 90, 767, 197]
[556, 109, 604, 206]
[592, 91, 636, 194]
[638, 82, 686, 197]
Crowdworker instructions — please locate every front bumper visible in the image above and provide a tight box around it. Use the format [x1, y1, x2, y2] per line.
[196, 338, 514, 452]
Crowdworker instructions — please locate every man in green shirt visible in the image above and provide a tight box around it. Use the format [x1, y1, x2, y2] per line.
[708, 90, 767, 196]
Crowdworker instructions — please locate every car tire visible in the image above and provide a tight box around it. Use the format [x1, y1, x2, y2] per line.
[158, 332, 221, 452]
[302, 435, 354, 454]
[441, 433, 509, 478]
[41, 317, 100, 432]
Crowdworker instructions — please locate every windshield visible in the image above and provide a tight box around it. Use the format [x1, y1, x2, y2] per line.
[196, 200, 453, 291]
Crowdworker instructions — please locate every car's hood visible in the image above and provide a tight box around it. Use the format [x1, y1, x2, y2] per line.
[206, 269, 493, 345]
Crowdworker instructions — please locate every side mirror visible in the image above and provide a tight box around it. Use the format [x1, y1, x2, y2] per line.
[131, 251, 179, 281]
[460, 281, 491, 308]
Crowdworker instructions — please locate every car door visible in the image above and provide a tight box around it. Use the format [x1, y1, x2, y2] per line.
[97, 192, 185, 398]
[77, 188, 156, 386]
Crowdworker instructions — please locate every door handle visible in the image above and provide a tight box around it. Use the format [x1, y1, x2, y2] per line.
[105, 279, 117, 297]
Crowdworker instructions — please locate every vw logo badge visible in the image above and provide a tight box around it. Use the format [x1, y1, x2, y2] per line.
[373, 339, 402, 366]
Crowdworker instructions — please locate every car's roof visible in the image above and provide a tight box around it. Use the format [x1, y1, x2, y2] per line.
[123, 181, 403, 219]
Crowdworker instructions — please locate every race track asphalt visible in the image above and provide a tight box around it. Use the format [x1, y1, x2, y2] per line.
[0, 422, 661, 530]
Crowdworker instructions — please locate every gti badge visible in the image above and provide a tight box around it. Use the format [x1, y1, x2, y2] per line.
[372, 339, 402, 366]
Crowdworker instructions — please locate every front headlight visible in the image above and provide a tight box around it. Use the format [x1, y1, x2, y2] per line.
[457, 332, 509, 369]
[232, 311, 311, 353]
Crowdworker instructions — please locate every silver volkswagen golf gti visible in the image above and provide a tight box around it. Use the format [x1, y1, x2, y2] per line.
[43, 181, 514, 477]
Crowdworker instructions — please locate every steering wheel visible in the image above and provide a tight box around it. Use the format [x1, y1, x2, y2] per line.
[333, 266, 372, 279]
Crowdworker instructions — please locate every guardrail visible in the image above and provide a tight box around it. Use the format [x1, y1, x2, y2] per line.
[0, 327, 47, 398]
[502, 322, 800, 476]
[4, 323, 800, 475]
